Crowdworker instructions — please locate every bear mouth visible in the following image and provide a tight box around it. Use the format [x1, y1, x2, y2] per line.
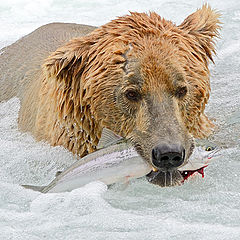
[146, 166, 207, 187]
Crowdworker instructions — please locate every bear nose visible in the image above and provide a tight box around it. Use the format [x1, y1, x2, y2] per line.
[152, 143, 185, 170]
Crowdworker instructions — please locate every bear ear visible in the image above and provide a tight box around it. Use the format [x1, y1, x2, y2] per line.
[178, 4, 221, 62]
[43, 38, 92, 85]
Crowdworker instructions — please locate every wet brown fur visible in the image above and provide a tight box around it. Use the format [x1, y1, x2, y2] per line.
[0, 5, 221, 166]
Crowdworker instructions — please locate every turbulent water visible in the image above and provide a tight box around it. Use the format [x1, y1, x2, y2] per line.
[0, 0, 240, 239]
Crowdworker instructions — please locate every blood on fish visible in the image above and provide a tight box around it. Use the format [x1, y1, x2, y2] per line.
[182, 165, 208, 182]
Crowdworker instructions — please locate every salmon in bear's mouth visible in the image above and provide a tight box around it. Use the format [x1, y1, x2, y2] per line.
[146, 167, 207, 187]
[146, 145, 221, 187]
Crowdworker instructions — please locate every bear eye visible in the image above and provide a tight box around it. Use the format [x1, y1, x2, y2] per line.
[175, 86, 187, 99]
[125, 89, 141, 102]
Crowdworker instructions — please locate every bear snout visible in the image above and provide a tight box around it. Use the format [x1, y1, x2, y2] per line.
[151, 143, 185, 171]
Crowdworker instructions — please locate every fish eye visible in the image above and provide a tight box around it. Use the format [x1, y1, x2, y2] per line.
[205, 146, 214, 151]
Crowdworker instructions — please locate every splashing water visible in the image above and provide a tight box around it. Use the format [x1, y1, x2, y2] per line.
[1, 1, 240, 239]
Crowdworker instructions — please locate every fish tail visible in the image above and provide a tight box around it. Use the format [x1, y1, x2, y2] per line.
[22, 184, 46, 193]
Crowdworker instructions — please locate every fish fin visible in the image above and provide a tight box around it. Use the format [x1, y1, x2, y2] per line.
[22, 184, 46, 193]
[97, 128, 123, 149]
[108, 179, 130, 191]
[55, 171, 63, 177]
[116, 177, 131, 191]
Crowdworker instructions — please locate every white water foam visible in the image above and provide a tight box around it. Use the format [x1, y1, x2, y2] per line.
[1, 1, 240, 239]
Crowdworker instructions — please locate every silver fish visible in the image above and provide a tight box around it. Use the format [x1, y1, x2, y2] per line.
[23, 129, 221, 193]
[23, 128, 152, 193]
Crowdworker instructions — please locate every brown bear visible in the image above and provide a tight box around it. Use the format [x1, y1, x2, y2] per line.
[0, 5, 221, 186]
